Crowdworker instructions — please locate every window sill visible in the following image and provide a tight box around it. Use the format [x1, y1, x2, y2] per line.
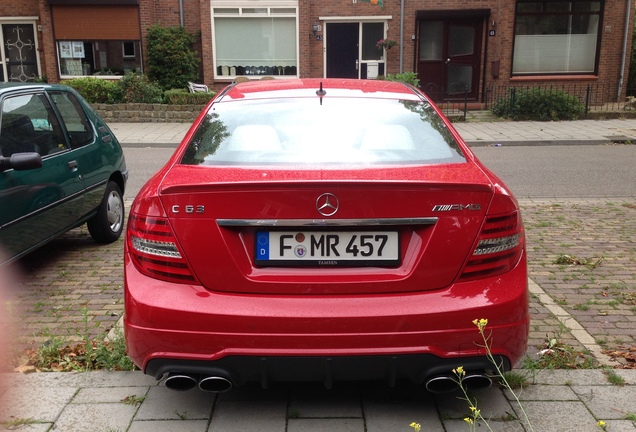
[510, 75, 599, 82]
[60, 75, 123, 80]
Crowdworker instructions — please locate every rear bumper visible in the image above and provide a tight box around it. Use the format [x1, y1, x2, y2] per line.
[145, 354, 510, 389]
[124, 251, 529, 384]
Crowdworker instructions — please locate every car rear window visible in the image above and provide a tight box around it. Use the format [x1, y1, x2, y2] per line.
[181, 98, 466, 166]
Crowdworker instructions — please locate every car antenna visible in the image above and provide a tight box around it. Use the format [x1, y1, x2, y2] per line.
[316, 82, 326, 105]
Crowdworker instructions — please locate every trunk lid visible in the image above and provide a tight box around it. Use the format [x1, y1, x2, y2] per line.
[159, 163, 494, 295]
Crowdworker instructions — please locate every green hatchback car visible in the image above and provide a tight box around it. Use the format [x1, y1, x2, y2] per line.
[0, 83, 128, 266]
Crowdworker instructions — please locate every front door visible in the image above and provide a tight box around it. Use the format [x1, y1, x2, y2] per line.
[326, 22, 386, 79]
[326, 23, 359, 78]
[417, 19, 483, 101]
[1, 24, 39, 82]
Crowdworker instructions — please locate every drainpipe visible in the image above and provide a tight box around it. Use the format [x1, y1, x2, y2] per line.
[179, 0, 184, 27]
[399, 0, 404, 73]
[618, 0, 632, 101]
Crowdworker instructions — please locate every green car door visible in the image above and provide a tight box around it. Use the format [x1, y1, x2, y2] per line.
[0, 90, 85, 260]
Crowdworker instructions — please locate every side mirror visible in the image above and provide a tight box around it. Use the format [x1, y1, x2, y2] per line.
[0, 152, 43, 172]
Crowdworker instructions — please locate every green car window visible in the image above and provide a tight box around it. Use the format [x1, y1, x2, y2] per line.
[0, 93, 67, 157]
[49, 91, 93, 149]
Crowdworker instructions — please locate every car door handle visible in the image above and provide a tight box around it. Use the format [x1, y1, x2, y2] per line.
[68, 160, 78, 171]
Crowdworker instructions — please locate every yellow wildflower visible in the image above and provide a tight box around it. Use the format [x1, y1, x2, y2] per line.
[464, 417, 474, 425]
[473, 318, 488, 330]
[597, 420, 606, 429]
[452, 366, 466, 377]
[409, 422, 421, 432]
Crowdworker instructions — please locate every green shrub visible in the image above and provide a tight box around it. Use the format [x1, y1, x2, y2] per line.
[378, 72, 420, 88]
[164, 88, 216, 105]
[117, 72, 164, 103]
[146, 25, 200, 91]
[63, 77, 121, 104]
[491, 87, 584, 121]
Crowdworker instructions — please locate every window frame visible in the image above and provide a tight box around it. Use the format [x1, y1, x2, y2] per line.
[122, 41, 136, 59]
[511, 0, 604, 76]
[211, 3, 299, 80]
[56, 40, 142, 79]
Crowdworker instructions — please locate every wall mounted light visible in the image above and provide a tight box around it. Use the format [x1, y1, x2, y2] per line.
[312, 22, 320, 35]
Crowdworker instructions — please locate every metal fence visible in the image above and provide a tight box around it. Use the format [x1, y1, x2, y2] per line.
[429, 82, 636, 120]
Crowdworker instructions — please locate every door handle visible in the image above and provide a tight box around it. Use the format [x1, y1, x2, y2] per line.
[445, 58, 451, 64]
[356, 59, 359, 70]
[68, 160, 78, 171]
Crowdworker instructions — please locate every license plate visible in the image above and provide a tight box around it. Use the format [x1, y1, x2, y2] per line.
[255, 231, 400, 266]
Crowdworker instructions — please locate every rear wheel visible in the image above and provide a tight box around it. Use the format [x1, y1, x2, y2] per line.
[88, 181, 124, 244]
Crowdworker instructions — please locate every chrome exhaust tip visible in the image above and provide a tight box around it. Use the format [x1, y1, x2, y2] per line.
[463, 373, 493, 390]
[424, 375, 459, 394]
[164, 373, 199, 391]
[198, 375, 233, 393]
[425, 371, 493, 394]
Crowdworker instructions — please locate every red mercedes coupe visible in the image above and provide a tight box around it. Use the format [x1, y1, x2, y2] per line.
[124, 78, 529, 393]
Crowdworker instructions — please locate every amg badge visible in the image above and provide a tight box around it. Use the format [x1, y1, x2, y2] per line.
[432, 204, 482, 212]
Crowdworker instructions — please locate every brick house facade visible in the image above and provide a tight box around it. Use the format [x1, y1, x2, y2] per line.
[2, 0, 634, 105]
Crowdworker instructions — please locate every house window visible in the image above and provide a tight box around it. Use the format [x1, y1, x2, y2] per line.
[122, 41, 136, 58]
[57, 40, 141, 77]
[512, 1, 602, 75]
[212, 4, 298, 78]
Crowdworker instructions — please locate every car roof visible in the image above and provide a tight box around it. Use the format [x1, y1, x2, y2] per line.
[219, 78, 425, 102]
[0, 82, 71, 95]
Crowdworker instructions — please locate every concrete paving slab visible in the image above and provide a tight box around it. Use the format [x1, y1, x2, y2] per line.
[504, 384, 579, 401]
[572, 385, 636, 420]
[53, 403, 137, 432]
[289, 383, 362, 418]
[530, 370, 610, 385]
[72, 386, 148, 404]
[0, 385, 76, 422]
[511, 400, 598, 431]
[128, 419, 210, 432]
[216, 382, 288, 401]
[616, 370, 636, 384]
[443, 418, 525, 432]
[363, 400, 443, 432]
[134, 386, 216, 420]
[434, 387, 515, 421]
[2, 370, 156, 388]
[0, 422, 51, 432]
[287, 418, 365, 432]
[208, 400, 287, 432]
[601, 420, 636, 431]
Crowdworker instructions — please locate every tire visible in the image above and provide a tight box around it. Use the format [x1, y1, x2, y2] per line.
[88, 180, 124, 244]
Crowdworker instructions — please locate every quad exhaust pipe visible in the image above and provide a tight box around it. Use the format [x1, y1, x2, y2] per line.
[425, 371, 492, 394]
[164, 373, 233, 393]
[163, 369, 490, 394]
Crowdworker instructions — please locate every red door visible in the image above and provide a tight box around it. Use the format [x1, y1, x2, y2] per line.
[417, 19, 483, 102]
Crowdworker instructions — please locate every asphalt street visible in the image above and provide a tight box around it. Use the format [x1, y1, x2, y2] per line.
[122, 144, 636, 200]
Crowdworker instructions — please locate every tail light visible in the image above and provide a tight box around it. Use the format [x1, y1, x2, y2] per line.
[459, 193, 525, 281]
[127, 213, 196, 283]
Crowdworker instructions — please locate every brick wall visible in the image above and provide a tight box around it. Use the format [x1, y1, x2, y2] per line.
[93, 103, 204, 123]
[138, 0, 206, 86]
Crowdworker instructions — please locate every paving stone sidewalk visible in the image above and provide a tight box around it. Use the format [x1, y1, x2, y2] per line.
[2, 369, 636, 431]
